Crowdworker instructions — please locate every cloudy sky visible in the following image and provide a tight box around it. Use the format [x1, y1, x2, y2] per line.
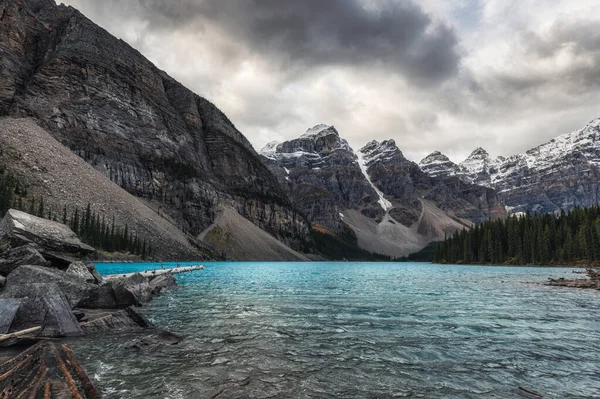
[61, 0, 600, 163]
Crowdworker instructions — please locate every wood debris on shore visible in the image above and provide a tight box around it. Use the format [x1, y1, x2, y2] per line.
[0, 341, 100, 398]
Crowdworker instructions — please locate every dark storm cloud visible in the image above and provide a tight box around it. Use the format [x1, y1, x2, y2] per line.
[135, 0, 461, 83]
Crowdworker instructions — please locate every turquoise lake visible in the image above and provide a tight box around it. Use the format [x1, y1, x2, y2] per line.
[74, 262, 600, 398]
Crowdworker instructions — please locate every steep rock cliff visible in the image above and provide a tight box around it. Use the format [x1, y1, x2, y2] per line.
[0, 0, 311, 251]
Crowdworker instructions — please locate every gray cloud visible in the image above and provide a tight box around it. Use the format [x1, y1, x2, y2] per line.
[61, 0, 600, 164]
[118, 0, 462, 84]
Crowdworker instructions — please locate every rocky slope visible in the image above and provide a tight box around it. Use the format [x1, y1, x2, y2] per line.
[0, 118, 209, 260]
[0, 0, 311, 254]
[419, 118, 600, 214]
[262, 126, 505, 257]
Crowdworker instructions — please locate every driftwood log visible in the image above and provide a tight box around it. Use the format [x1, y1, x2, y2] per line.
[103, 264, 204, 281]
[0, 342, 100, 398]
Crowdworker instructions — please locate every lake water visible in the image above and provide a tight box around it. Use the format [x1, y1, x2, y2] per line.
[74, 262, 600, 398]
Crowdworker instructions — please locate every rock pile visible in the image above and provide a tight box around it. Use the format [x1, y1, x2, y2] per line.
[546, 268, 600, 289]
[0, 209, 177, 344]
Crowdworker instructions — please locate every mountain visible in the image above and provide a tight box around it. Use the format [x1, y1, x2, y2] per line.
[0, 0, 312, 259]
[419, 119, 600, 215]
[262, 126, 505, 257]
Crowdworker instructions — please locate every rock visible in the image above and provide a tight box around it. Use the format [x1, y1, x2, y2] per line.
[0, 299, 21, 334]
[80, 306, 153, 334]
[0, 210, 95, 257]
[66, 261, 96, 283]
[0, 244, 51, 276]
[78, 284, 118, 309]
[4, 265, 95, 308]
[0, 276, 5, 288]
[149, 273, 177, 295]
[110, 273, 152, 307]
[0, 283, 83, 337]
[86, 262, 104, 284]
[125, 328, 183, 350]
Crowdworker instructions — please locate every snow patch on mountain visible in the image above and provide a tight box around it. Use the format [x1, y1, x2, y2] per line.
[356, 144, 393, 212]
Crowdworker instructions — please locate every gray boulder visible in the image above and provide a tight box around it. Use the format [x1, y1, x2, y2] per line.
[0, 209, 95, 256]
[126, 328, 183, 350]
[78, 284, 118, 309]
[0, 244, 50, 276]
[66, 261, 96, 283]
[149, 274, 177, 295]
[0, 299, 21, 334]
[86, 262, 104, 284]
[0, 283, 83, 337]
[0, 275, 5, 288]
[110, 273, 152, 308]
[81, 306, 152, 334]
[4, 265, 95, 308]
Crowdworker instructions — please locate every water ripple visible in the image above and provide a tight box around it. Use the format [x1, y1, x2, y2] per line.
[72, 262, 600, 398]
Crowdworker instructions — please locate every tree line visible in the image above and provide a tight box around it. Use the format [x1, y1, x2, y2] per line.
[435, 206, 600, 265]
[0, 168, 153, 259]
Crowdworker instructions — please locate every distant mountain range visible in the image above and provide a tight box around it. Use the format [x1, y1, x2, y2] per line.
[1, 0, 598, 260]
[419, 118, 600, 215]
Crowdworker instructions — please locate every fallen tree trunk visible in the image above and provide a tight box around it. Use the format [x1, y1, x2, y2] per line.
[0, 326, 42, 343]
[103, 265, 204, 281]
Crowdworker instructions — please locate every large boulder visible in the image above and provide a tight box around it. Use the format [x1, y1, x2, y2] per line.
[4, 265, 95, 308]
[0, 299, 21, 334]
[66, 261, 96, 283]
[0, 209, 95, 257]
[149, 274, 177, 295]
[109, 273, 152, 308]
[80, 306, 152, 334]
[0, 244, 50, 276]
[78, 284, 118, 309]
[0, 283, 83, 337]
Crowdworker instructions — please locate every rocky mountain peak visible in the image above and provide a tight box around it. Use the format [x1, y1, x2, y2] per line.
[466, 147, 490, 160]
[301, 124, 339, 139]
[419, 151, 459, 178]
[359, 139, 402, 164]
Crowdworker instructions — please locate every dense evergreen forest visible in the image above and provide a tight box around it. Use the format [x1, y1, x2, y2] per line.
[0, 168, 153, 259]
[435, 206, 600, 265]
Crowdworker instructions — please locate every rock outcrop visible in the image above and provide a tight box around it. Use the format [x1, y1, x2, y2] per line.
[419, 118, 600, 215]
[0, 0, 312, 257]
[0, 209, 182, 339]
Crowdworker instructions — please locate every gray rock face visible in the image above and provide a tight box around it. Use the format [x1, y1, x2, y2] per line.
[359, 140, 506, 225]
[81, 306, 152, 334]
[0, 244, 50, 276]
[109, 273, 153, 308]
[0, 283, 83, 337]
[79, 284, 117, 309]
[4, 265, 94, 308]
[419, 151, 461, 178]
[66, 261, 96, 283]
[419, 119, 600, 215]
[0, 210, 94, 257]
[149, 274, 177, 295]
[262, 125, 379, 233]
[0, 299, 20, 334]
[0, 0, 311, 253]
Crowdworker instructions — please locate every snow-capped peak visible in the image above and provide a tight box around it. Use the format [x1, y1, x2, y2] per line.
[419, 151, 459, 178]
[466, 147, 490, 160]
[301, 124, 338, 139]
[259, 141, 281, 158]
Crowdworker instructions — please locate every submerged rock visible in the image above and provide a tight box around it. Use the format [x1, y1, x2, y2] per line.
[125, 328, 183, 350]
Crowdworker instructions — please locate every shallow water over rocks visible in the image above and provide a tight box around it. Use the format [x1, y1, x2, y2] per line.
[72, 262, 600, 398]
